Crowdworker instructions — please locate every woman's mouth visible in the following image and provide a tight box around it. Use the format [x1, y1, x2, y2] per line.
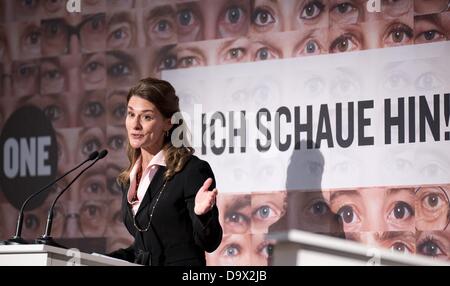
[131, 134, 144, 139]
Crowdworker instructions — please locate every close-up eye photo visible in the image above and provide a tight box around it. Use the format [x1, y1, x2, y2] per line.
[329, 24, 363, 53]
[382, 22, 414, 48]
[82, 52, 106, 90]
[251, 192, 286, 233]
[414, 14, 449, 44]
[144, 4, 177, 46]
[416, 186, 450, 231]
[106, 49, 139, 88]
[416, 231, 450, 261]
[217, 193, 252, 234]
[329, 0, 360, 25]
[106, 10, 137, 50]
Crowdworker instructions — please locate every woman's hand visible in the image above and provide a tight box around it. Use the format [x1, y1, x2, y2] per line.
[194, 178, 218, 215]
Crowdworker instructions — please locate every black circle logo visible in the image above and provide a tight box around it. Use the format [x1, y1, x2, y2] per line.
[0, 105, 58, 210]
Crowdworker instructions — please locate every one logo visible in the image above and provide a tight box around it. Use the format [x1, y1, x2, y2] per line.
[66, 0, 81, 13]
[366, 0, 381, 13]
[0, 105, 58, 210]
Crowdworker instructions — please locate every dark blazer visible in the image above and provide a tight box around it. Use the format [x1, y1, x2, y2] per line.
[109, 155, 223, 266]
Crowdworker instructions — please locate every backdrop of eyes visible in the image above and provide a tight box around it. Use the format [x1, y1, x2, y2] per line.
[0, 0, 450, 264]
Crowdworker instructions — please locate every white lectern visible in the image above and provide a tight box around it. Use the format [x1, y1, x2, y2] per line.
[0, 244, 137, 266]
[269, 230, 450, 266]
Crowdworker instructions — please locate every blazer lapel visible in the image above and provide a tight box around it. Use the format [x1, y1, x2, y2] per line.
[135, 166, 166, 217]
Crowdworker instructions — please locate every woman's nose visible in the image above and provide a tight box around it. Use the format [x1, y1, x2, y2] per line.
[132, 117, 142, 129]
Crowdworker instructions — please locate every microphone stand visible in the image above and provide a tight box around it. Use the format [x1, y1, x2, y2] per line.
[1, 151, 99, 245]
[35, 150, 108, 247]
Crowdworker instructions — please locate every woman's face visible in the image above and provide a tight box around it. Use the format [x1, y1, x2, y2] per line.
[125, 95, 171, 153]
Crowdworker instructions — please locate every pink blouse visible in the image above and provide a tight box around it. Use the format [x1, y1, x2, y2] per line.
[127, 150, 166, 215]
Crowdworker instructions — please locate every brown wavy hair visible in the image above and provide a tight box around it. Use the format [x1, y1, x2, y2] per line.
[117, 77, 194, 185]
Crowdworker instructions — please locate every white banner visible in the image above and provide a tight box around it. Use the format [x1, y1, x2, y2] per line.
[164, 41, 450, 192]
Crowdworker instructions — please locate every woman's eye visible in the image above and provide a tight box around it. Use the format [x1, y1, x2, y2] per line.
[82, 138, 101, 155]
[86, 182, 103, 194]
[300, 1, 324, 20]
[17, 64, 38, 79]
[334, 2, 354, 14]
[390, 242, 411, 253]
[108, 135, 125, 150]
[23, 29, 41, 47]
[223, 244, 240, 257]
[112, 27, 127, 40]
[87, 15, 106, 33]
[155, 19, 170, 33]
[337, 205, 358, 224]
[417, 239, 445, 257]
[107, 24, 131, 48]
[301, 39, 322, 55]
[252, 8, 275, 27]
[108, 62, 131, 77]
[84, 61, 103, 74]
[226, 212, 249, 224]
[43, 20, 65, 39]
[113, 103, 126, 119]
[24, 213, 39, 231]
[178, 56, 200, 68]
[309, 201, 330, 216]
[85, 205, 101, 218]
[158, 55, 177, 71]
[42, 68, 62, 80]
[253, 205, 274, 220]
[225, 47, 246, 62]
[177, 9, 195, 27]
[84, 101, 105, 118]
[389, 201, 414, 220]
[385, 24, 413, 46]
[330, 34, 358, 53]
[254, 47, 278, 61]
[415, 30, 446, 44]
[421, 192, 445, 210]
[225, 6, 243, 24]
[43, 105, 62, 121]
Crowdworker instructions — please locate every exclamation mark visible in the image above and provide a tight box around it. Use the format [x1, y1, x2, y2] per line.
[445, 93, 449, 140]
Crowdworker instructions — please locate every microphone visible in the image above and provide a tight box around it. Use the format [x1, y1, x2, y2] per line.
[35, 149, 108, 247]
[0, 151, 100, 245]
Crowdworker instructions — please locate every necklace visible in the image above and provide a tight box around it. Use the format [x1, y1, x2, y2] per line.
[133, 181, 167, 232]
